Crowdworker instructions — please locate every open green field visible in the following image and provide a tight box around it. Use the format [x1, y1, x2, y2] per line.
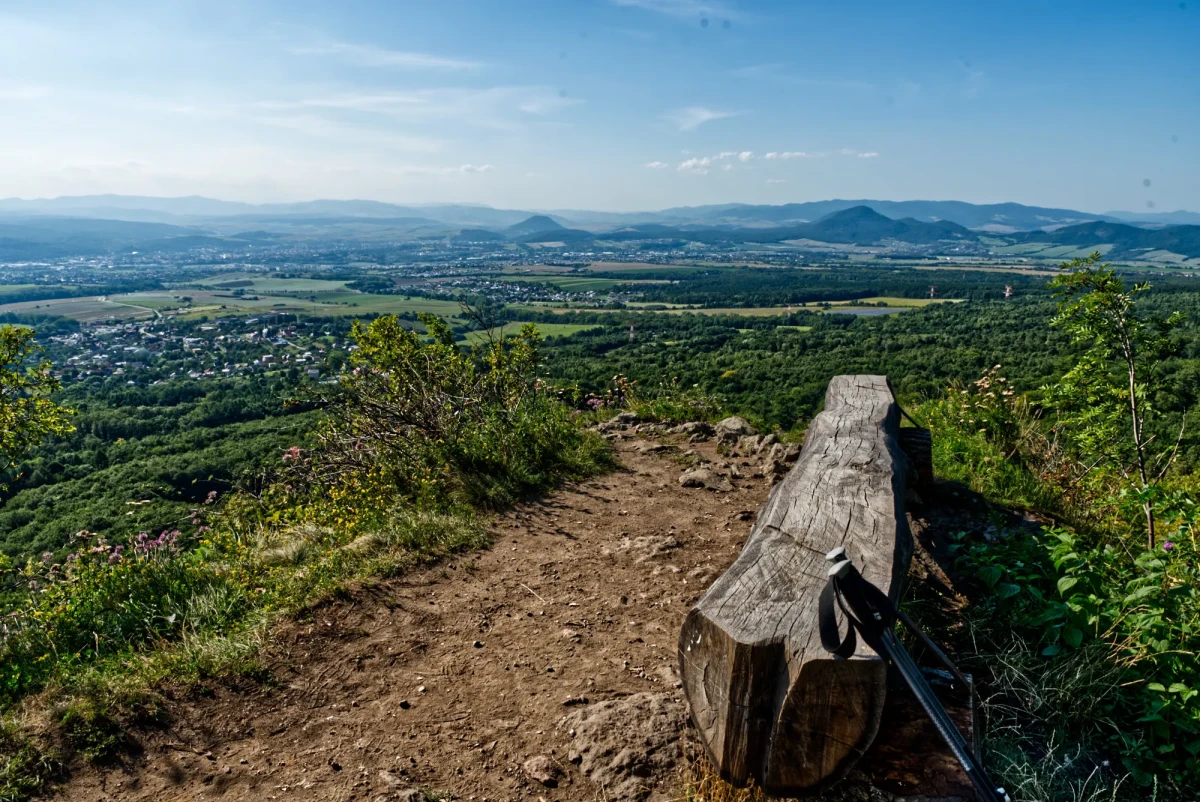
[0, 295, 157, 322]
[579, 261, 714, 274]
[461, 322, 599, 344]
[990, 243, 1115, 260]
[0, 284, 38, 298]
[829, 296, 963, 307]
[189, 274, 354, 293]
[0, 287, 468, 323]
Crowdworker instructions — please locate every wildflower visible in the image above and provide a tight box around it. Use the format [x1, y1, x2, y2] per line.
[40, 551, 52, 563]
[108, 545, 125, 564]
[1163, 541, 1176, 552]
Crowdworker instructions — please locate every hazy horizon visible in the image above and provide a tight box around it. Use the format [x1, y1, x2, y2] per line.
[1, 191, 1195, 218]
[2, 1, 1197, 212]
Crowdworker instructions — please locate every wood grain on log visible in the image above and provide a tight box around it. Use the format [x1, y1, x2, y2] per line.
[679, 375, 915, 796]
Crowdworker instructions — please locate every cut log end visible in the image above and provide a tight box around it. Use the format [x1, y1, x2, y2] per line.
[679, 375, 916, 796]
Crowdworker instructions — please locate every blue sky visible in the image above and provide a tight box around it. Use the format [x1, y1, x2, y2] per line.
[1, 0, 1197, 212]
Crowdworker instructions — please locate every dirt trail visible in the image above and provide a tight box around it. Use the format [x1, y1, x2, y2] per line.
[61, 436, 771, 802]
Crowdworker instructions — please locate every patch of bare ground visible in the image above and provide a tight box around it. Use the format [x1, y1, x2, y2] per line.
[52, 427, 991, 802]
[54, 435, 780, 802]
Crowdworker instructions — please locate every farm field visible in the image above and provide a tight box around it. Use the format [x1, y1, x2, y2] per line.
[577, 262, 715, 274]
[0, 295, 157, 322]
[825, 296, 963, 307]
[0, 287, 468, 323]
[461, 322, 599, 344]
[189, 275, 354, 293]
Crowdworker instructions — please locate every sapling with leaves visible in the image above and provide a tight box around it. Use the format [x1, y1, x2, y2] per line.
[1045, 252, 1186, 549]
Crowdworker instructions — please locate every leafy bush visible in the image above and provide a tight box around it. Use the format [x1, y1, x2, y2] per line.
[919, 365, 1200, 795]
[0, 313, 608, 798]
[0, 530, 239, 706]
[918, 366, 1065, 514]
[307, 314, 609, 513]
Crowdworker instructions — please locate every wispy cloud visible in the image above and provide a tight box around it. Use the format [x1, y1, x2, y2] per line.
[765, 149, 879, 160]
[678, 156, 713, 174]
[247, 86, 576, 132]
[288, 40, 484, 70]
[664, 105, 738, 132]
[765, 151, 822, 160]
[766, 178, 787, 184]
[645, 160, 669, 169]
[611, 0, 735, 19]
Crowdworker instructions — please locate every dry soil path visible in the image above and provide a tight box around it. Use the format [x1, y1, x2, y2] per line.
[61, 435, 771, 802]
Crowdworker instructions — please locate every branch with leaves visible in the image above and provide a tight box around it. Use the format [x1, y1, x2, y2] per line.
[1044, 252, 1186, 548]
[0, 325, 74, 485]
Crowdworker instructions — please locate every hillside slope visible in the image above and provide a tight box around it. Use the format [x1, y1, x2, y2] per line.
[56, 437, 767, 802]
[52, 432, 982, 802]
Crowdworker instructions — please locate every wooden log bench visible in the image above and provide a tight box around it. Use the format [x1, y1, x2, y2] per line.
[678, 374, 920, 796]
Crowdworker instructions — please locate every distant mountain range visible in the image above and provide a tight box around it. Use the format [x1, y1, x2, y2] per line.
[3, 194, 1195, 232]
[1, 196, 1199, 262]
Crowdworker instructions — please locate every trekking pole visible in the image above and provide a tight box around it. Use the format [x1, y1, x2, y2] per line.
[820, 548, 1010, 802]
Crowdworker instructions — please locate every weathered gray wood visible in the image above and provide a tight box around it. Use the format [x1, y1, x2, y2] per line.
[678, 375, 915, 796]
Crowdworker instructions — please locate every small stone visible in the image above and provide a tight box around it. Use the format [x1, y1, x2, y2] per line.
[715, 416, 755, 443]
[523, 755, 562, 787]
[398, 700, 411, 709]
[473, 640, 484, 648]
[679, 467, 733, 492]
[417, 685, 427, 694]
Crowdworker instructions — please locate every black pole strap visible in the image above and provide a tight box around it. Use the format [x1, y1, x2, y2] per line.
[819, 556, 1010, 802]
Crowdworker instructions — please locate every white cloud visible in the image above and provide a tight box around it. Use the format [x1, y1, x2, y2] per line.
[717, 151, 737, 159]
[766, 178, 787, 184]
[723, 163, 733, 171]
[459, 164, 493, 173]
[738, 151, 754, 162]
[678, 156, 713, 174]
[645, 161, 669, 169]
[611, 0, 735, 19]
[248, 86, 575, 132]
[288, 40, 484, 70]
[857, 151, 879, 159]
[664, 106, 737, 132]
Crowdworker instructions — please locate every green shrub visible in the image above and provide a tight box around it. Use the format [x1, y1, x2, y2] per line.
[305, 314, 610, 516]
[0, 531, 240, 706]
[0, 724, 56, 802]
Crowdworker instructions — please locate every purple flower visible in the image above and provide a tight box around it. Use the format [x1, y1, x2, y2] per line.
[108, 545, 125, 564]
[40, 552, 52, 563]
[1163, 541, 1176, 552]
